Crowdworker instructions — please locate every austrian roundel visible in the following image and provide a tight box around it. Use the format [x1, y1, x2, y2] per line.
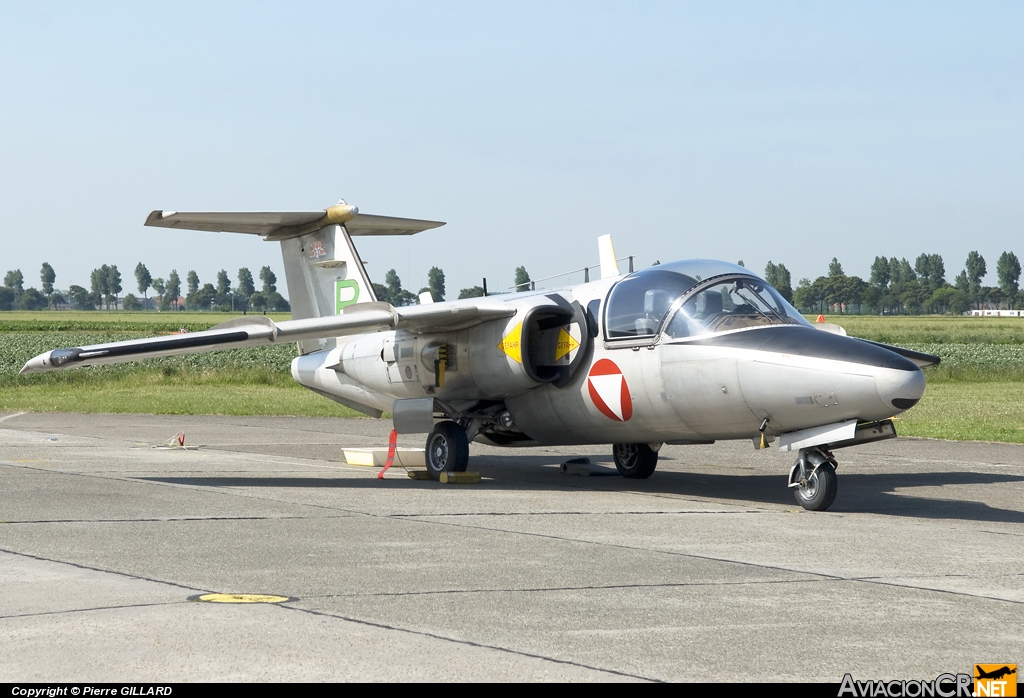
[586, 359, 633, 422]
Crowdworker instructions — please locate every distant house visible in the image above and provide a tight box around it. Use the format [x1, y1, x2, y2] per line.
[969, 309, 1024, 317]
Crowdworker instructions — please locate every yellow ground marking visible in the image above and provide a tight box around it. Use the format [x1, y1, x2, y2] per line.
[554, 327, 580, 361]
[497, 322, 523, 363]
[193, 593, 292, 604]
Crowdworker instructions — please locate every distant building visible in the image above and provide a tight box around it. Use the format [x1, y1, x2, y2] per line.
[969, 309, 1024, 317]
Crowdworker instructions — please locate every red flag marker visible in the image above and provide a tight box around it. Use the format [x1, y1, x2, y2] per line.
[377, 429, 398, 479]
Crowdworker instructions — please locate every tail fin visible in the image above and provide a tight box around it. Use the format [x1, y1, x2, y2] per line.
[145, 202, 445, 354]
[280, 224, 376, 318]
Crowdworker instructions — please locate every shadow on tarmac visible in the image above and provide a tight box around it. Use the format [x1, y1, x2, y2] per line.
[140, 455, 1024, 524]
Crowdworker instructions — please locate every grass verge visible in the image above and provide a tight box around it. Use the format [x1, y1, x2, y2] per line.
[0, 370, 363, 417]
[897, 382, 1024, 443]
[0, 310, 290, 333]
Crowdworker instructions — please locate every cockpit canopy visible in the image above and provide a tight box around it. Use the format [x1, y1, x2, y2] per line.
[604, 260, 809, 341]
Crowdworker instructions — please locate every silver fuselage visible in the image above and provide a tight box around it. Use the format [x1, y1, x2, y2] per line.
[293, 263, 925, 446]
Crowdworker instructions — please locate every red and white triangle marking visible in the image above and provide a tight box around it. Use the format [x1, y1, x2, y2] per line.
[587, 359, 632, 422]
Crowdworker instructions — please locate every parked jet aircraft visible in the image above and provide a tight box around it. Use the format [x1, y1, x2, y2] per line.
[21, 201, 938, 511]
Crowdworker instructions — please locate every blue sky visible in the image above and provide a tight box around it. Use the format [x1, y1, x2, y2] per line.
[1, 1, 1021, 299]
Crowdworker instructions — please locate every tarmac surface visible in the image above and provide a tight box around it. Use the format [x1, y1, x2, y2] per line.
[1, 410, 1022, 682]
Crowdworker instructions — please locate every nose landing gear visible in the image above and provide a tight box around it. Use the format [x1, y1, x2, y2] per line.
[789, 447, 838, 511]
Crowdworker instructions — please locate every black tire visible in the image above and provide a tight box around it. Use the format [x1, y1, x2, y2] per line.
[424, 421, 469, 478]
[612, 443, 658, 479]
[793, 461, 838, 511]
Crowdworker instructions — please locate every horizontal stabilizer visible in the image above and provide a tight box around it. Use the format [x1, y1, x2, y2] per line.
[145, 207, 445, 240]
[145, 210, 323, 236]
[21, 300, 515, 374]
[345, 214, 446, 237]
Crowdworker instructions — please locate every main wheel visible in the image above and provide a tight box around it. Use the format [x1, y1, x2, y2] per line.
[424, 421, 469, 479]
[793, 461, 838, 511]
[612, 443, 658, 479]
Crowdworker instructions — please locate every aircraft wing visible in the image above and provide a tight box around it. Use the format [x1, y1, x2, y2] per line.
[145, 209, 445, 240]
[20, 300, 515, 374]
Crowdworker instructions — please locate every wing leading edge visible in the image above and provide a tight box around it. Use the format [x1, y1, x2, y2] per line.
[20, 301, 515, 374]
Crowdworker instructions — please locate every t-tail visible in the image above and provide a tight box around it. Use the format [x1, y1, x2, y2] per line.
[145, 200, 445, 354]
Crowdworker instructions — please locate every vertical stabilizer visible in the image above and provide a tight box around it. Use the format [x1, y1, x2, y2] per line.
[143, 203, 444, 355]
[280, 224, 377, 354]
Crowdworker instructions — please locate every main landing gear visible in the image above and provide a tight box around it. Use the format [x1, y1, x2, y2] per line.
[424, 420, 470, 479]
[612, 443, 659, 479]
[789, 447, 838, 511]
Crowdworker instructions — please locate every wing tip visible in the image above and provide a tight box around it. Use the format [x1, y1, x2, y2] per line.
[144, 210, 174, 227]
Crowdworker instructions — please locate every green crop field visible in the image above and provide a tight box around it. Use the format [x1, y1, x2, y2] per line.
[0, 311, 363, 418]
[815, 314, 1024, 345]
[2, 311, 1024, 441]
[0, 310, 292, 333]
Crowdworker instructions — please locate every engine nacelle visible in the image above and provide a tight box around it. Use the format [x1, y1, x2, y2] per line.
[290, 295, 592, 407]
[291, 345, 393, 417]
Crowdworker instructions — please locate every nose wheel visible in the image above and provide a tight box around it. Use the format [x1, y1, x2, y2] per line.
[425, 421, 470, 479]
[789, 447, 838, 511]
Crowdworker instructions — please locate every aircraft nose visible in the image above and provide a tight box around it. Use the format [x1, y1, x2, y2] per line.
[745, 328, 927, 415]
[875, 363, 926, 413]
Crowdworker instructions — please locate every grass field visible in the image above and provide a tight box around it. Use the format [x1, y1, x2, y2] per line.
[895, 382, 1024, 442]
[2, 311, 1023, 441]
[0, 310, 292, 333]
[817, 314, 1024, 345]
[0, 311, 363, 418]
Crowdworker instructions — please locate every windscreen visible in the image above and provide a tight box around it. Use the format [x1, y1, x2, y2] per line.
[663, 276, 809, 339]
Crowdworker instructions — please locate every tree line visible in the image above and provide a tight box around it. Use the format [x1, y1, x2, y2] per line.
[18, 250, 1008, 317]
[1, 260, 538, 312]
[780, 250, 1022, 315]
[372, 267, 444, 306]
[0, 262, 290, 313]
[369, 265, 535, 305]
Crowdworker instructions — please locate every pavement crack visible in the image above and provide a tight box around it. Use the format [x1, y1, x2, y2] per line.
[368, 515, 1024, 607]
[974, 528, 1024, 538]
[3, 515, 348, 525]
[0, 547, 208, 596]
[0, 600, 191, 621]
[301, 577, 824, 600]
[843, 575, 1024, 606]
[281, 603, 659, 682]
[390, 509, 762, 518]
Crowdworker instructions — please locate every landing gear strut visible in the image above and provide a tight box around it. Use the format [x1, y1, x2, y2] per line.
[425, 420, 469, 479]
[612, 443, 659, 479]
[789, 447, 838, 511]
